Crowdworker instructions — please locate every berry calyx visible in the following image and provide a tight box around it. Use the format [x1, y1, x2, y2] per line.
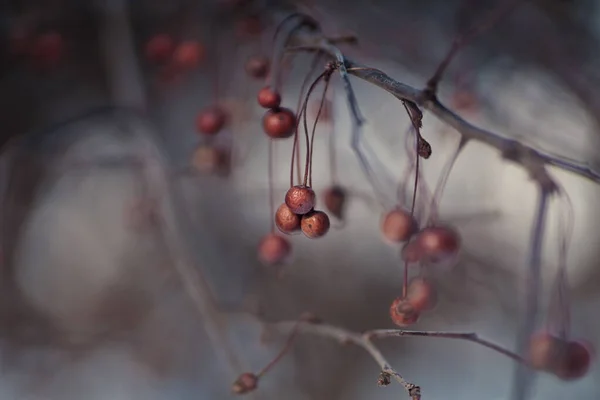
[232, 372, 258, 394]
[285, 185, 316, 215]
[300, 210, 330, 239]
[389, 297, 420, 327]
[381, 208, 418, 243]
[275, 203, 301, 234]
[196, 106, 227, 135]
[257, 234, 291, 266]
[257, 86, 281, 109]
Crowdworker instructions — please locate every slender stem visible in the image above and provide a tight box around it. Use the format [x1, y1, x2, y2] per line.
[268, 139, 275, 233]
[510, 185, 552, 400]
[301, 70, 329, 186]
[308, 74, 332, 187]
[328, 87, 338, 186]
[256, 318, 303, 377]
[366, 329, 526, 364]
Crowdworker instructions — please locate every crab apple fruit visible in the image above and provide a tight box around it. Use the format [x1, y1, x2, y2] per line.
[554, 340, 594, 380]
[245, 55, 270, 79]
[381, 208, 418, 243]
[323, 185, 346, 220]
[415, 225, 461, 262]
[262, 108, 296, 139]
[301, 210, 330, 239]
[31, 31, 64, 67]
[406, 277, 438, 311]
[145, 34, 174, 63]
[285, 185, 316, 215]
[257, 234, 291, 266]
[232, 372, 258, 394]
[401, 241, 422, 263]
[275, 203, 301, 234]
[389, 297, 420, 327]
[257, 86, 281, 109]
[528, 332, 566, 371]
[191, 144, 230, 175]
[173, 40, 204, 70]
[196, 106, 227, 135]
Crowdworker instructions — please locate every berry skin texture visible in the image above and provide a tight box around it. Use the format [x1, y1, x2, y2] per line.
[285, 185, 316, 215]
[263, 108, 296, 139]
[191, 145, 230, 175]
[275, 203, 301, 234]
[389, 297, 420, 327]
[145, 34, 174, 63]
[555, 340, 594, 381]
[196, 106, 227, 135]
[381, 209, 418, 243]
[257, 234, 291, 266]
[232, 372, 258, 394]
[257, 87, 281, 109]
[415, 225, 461, 262]
[301, 210, 330, 239]
[406, 277, 438, 311]
[245, 55, 270, 79]
[323, 185, 346, 220]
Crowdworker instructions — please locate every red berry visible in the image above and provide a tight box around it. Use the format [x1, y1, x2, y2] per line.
[555, 340, 594, 380]
[145, 34, 174, 63]
[406, 278, 438, 311]
[245, 55, 270, 79]
[191, 144, 230, 175]
[381, 208, 417, 243]
[257, 234, 291, 266]
[415, 226, 461, 262]
[262, 108, 296, 139]
[232, 372, 258, 394]
[300, 210, 330, 239]
[173, 40, 204, 70]
[528, 332, 566, 372]
[31, 31, 64, 67]
[196, 106, 227, 135]
[275, 203, 301, 234]
[323, 185, 346, 220]
[285, 185, 316, 215]
[257, 86, 281, 109]
[389, 297, 420, 327]
[401, 241, 422, 263]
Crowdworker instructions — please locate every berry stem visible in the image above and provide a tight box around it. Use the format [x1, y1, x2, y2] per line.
[328, 87, 338, 186]
[256, 317, 304, 378]
[290, 53, 323, 187]
[308, 72, 332, 187]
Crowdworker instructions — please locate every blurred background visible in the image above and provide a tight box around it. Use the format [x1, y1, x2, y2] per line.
[0, 0, 599, 399]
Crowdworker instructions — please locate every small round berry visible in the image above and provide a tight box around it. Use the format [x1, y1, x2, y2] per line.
[389, 297, 420, 327]
[173, 40, 204, 70]
[262, 108, 296, 139]
[555, 340, 594, 380]
[285, 185, 316, 215]
[275, 203, 301, 234]
[401, 241, 422, 263]
[245, 55, 270, 79]
[381, 208, 417, 243]
[323, 185, 346, 220]
[257, 86, 281, 109]
[528, 332, 566, 371]
[257, 234, 291, 266]
[232, 372, 258, 394]
[406, 277, 438, 311]
[31, 31, 64, 67]
[145, 34, 174, 63]
[191, 144, 229, 175]
[415, 225, 461, 262]
[196, 106, 227, 135]
[301, 210, 330, 239]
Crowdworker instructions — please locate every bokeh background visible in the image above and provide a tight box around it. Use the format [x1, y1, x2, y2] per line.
[0, 0, 599, 399]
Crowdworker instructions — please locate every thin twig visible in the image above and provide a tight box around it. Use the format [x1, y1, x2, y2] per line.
[510, 184, 552, 400]
[285, 40, 600, 185]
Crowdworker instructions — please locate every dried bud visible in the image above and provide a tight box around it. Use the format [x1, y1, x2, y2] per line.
[417, 137, 432, 159]
[232, 372, 259, 395]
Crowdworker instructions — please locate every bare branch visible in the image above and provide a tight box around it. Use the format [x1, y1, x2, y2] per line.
[285, 39, 600, 186]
